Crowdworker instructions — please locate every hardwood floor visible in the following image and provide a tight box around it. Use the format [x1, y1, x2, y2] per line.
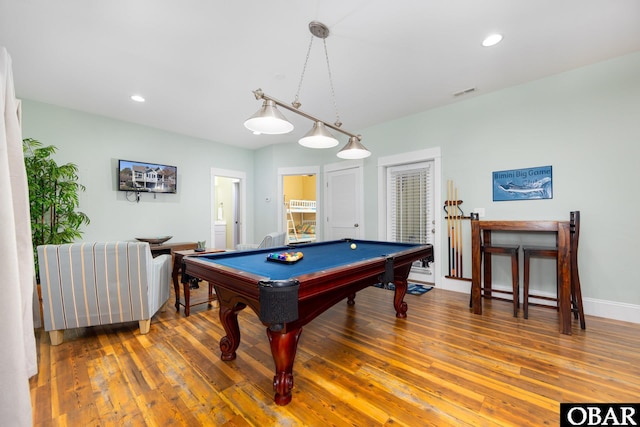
[30, 284, 640, 426]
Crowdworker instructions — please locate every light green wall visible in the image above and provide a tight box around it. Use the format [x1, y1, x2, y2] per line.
[20, 51, 640, 309]
[21, 100, 255, 245]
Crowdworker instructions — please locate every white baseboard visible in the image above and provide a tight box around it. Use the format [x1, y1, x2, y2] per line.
[439, 276, 473, 294]
[438, 276, 640, 325]
[581, 298, 640, 325]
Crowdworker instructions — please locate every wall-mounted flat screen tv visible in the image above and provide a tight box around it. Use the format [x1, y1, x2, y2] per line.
[118, 160, 177, 193]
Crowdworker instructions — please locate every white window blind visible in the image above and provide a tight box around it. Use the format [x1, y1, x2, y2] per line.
[387, 161, 434, 275]
[387, 161, 434, 246]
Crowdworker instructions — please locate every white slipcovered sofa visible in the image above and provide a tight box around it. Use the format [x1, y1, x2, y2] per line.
[37, 241, 171, 345]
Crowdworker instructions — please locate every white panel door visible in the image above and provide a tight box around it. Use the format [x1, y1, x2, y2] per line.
[325, 165, 362, 240]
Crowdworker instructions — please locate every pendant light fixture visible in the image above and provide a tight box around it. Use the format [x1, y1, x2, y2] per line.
[299, 121, 339, 148]
[244, 21, 370, 159]
[337, 136, 371, 159]
[243, 99, 294, 134]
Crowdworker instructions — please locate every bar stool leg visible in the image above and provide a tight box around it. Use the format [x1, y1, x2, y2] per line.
[483, 250, 492, 299]
[571, 265, 586, 329]
[523, 251, 530, 319]
[511, 250, 519, 317]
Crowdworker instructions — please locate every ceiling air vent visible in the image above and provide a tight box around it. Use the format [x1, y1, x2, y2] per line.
[453, 87, 477, 97]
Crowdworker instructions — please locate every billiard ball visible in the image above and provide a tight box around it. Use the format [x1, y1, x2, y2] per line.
[350, 243, 357, 250]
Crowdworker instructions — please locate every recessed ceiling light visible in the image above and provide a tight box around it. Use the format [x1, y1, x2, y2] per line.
[482, 34, 503, 47]
[130, 94, 145, 102]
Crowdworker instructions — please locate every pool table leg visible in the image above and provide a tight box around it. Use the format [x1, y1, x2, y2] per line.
[267, 327, 302, 406]
[218, 302, 246, 361]
[347, 292, 356, 306]
[393, 281, 408, 318]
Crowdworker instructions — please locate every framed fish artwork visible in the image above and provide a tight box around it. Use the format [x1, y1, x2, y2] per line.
[492, 165, 553, 201]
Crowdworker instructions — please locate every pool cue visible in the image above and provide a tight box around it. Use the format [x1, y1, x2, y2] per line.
[451, 183, 456, 277]
[447, 180, 455, 276]
[454, 188, 460, 277]
[457, 190, 462, 277]
[452, 189, 456, 277]
[447, 180, 451, 276]
[459, 197, 463, 278]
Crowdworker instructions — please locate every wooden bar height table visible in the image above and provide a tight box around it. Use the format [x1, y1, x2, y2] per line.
[470, 219, 572, 335]
[172, 248, 225, 316]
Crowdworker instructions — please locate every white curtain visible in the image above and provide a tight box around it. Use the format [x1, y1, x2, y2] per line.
[0, 46, 36, 426]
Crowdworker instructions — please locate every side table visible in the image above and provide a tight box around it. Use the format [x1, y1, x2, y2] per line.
[172, 248, 224, 316]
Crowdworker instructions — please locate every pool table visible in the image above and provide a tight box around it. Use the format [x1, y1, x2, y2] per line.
[183, 238, 433, 405]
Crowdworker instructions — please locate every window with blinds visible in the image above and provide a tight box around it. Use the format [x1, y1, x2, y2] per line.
[386, 161, 434, 271]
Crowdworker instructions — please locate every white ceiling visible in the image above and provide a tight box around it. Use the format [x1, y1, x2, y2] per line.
[2, 1, 639, 150]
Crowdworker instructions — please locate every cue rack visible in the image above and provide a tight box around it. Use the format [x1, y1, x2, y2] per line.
[444, 180, 471, 281]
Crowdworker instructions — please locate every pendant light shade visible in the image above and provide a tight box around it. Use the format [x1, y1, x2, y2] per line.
[337, 136, 371, 159]
[298, 121, 339, 148]
[244, 100, 294, 134]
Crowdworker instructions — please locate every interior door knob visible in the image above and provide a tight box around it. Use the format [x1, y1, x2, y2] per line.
[354, 223, 359, 227]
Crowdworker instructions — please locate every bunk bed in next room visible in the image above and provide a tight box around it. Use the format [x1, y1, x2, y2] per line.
[286, 199, 316, 243]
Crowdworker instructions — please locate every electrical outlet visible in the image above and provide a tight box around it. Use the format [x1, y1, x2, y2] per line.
[473, 208, 485, 217]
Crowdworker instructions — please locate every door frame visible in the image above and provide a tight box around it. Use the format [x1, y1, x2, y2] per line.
[211, 168, 246, 249]
[377, 148, 441, 286]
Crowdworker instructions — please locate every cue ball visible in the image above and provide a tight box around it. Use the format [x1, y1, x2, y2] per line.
[350, 243, 357, 250]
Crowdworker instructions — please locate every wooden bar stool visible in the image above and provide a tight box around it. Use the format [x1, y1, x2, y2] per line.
[481, 242, 521, 317]
[468, 214, 521, 317]
[522, 246, 557, 318]
[522, 211, 585, 329]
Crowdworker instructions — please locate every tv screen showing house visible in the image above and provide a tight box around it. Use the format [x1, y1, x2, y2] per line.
[118, 160, 177, 193]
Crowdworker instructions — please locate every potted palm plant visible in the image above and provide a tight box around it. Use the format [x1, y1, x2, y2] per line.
[23, 137, 90, 277]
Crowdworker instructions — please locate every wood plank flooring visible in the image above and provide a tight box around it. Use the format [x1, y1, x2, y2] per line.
[30, 284, 640, 426]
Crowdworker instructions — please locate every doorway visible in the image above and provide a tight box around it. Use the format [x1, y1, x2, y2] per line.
[211, 168, 246, 249]
[277, 166, 320, 244]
